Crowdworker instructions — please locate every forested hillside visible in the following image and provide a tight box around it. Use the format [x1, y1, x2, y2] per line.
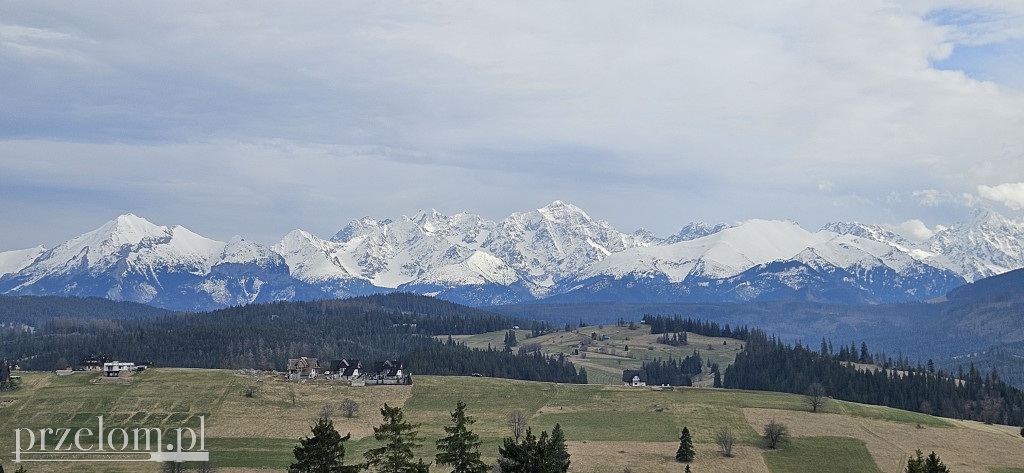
[0, 294, 586, 384]
[0, 294, 173, 325]
[724, 329, 1024, 426]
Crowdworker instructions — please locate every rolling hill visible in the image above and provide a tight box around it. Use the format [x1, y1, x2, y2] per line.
[0, 369, 1020, 473]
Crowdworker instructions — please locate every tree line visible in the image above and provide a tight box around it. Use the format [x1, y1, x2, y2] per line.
[641, 352, 703, 386]
[641, 314, 751, 340]
[290, 401, 570, 473]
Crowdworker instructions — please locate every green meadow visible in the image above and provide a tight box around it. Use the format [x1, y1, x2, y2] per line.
[1, 368, 1020, 472]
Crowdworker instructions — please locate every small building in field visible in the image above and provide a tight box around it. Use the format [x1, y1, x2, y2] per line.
[287, 357, 321, 380]
[327, 359, 362, 380]
[622, 369, 648, 387]
[103, 361, 137, 377]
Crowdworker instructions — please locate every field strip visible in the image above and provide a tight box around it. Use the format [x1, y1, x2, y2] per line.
[566, 441, 770, 473]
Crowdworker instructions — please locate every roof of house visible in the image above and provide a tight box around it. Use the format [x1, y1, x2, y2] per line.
[330, 359, 361, 375]
[622, 369, 647, 383]
[287, 357, 321, 371]
[373, 360, 403, 376]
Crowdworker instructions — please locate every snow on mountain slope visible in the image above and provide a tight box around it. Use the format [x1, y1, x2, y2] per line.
[484, 201, 656, 289]
[320, 201, 655, 295]
[667, 222, 731, 243]
[328, 210, 503, 288]
[582, 219, 833, 282]
[924, 208, 1024, 282]
[826, 209, 1024, 283]
[413, 250, 520, 287]
[272, 229, 357, 283]
[0, 246, 44, 277]
[7, 214, 226, 290]
[1, 202, 1022, 310]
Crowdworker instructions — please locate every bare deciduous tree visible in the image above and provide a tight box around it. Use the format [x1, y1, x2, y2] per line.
[320, 403, 334, 420]
[805, 382, 827, 413]
[340, 398, 359, 418]
[714, 425, 735, 457]
[762, 419, 789, 449]
[507, 409, 528, 442]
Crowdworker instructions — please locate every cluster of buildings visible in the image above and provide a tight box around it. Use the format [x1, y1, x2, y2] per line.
[78, 354, 149, 377]
[286, 357, 410, 385]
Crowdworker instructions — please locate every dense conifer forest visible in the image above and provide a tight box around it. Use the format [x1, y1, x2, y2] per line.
[0, 294, 173, 324]
[724, 329, 1024, 426]
[0, 294, 586, 384]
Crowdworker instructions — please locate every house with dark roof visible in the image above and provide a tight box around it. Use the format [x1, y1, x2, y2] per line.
[327, 359, 362, 380]
[79, 354, 112, 371]
[368, 360, 411, 385]
[622, 369, 648, 387]
[287, 357, 321, 380]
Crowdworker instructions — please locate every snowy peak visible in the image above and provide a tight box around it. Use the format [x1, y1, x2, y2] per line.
[927, 208, 1024, 281]
[26, 214, 169, 276]
[536, 200, 590, 223]
[1, 202, 1022, 310]
[218, 236, 284, 268]
[668, 222, 730, 243]
[821, 221, 911, 247]
[273, 229, 357, 283]
[332, 217, 386, 242]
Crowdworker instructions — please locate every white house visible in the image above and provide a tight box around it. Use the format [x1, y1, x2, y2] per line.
[622, 369, 647, 387]
[103, 361, 137, 377]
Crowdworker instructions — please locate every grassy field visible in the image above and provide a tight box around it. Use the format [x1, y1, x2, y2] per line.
[446, 324, 744, 386]
[0, 369, 1021, 472]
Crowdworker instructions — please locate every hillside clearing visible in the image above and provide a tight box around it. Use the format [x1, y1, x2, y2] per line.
[444, 325, 744, 386]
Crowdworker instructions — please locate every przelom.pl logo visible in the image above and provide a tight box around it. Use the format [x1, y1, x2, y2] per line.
[12, 415, 208, 463]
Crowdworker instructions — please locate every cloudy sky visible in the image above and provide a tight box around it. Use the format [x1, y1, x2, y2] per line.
[3, 1, 1024, 250]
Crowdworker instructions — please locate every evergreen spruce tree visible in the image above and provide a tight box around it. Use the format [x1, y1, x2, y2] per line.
[905, 450, 949, 473]
[365, 404, 425, 473]
[675, 427, 695, 462]
[923, 451, 949, 473]
[497, 428, 541, 473]
[435, 401, 489, 473]
[497, 426, 570, 473]
[544, 423, 570, 473]
[291, 416, 361, 473]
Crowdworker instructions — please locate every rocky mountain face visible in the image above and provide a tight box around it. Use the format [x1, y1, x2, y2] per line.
[2, 202, 1023, 311]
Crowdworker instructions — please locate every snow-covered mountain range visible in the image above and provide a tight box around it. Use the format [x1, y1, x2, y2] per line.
[2, 201, 1023, 311]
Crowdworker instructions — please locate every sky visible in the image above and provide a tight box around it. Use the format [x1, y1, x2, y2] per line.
[3, 1, 1024, 250]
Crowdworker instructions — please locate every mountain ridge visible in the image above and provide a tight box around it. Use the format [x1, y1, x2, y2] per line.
[2, 202, 1024, 310]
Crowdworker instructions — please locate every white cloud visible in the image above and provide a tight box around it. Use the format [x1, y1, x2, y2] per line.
[978, 182, 1024, 210]
[891, 219, 938, 240]
[2, 1, 1024, 248]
